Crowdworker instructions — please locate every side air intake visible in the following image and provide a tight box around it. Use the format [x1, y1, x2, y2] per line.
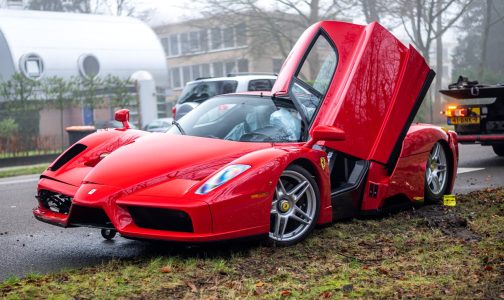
[49, 143, 87, 171]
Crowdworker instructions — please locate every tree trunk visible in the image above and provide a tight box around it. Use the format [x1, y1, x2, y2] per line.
[434, 0, 444, 124]
[362, 0, 380, 23]
[478, 0, 492, 79]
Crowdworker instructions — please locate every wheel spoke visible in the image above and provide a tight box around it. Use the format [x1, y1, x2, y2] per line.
[432, 143, 440, 160]
[277, 179, 287, 195]
[273, 215, 288, 240]
[290, 213, 310, 225]
[288, 180, 309, 202]
[431, 174, 440, 192]
[294, 206, 312, 222]
[427, 172, 433, 185]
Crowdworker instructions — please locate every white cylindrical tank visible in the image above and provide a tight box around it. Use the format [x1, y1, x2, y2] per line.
[0, 9, 168, 88]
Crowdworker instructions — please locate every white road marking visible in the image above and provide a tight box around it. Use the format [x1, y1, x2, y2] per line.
[457, 167, 485, 174]
[0, 177, 38, 186]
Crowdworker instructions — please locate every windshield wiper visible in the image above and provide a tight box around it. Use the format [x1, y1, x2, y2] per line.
[171, 120, 186, 135]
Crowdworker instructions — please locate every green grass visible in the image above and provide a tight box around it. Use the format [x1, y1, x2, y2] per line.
[1, 188, 503, 299]
[0, 164, 48, 178]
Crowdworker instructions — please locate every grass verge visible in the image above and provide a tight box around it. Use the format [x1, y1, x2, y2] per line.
[1, 188, 503, 299]
[0, 164, 48, 178]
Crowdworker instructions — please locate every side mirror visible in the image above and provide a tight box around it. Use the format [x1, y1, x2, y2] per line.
[114, 109, 131, 129]
[305, 125, 345, 148]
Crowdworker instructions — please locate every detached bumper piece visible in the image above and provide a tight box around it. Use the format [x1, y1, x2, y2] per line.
[127, 206, 194, 232]
[37, 189, 72, 214]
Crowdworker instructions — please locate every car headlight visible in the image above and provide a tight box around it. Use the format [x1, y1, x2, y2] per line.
[196, 164, 251, 195]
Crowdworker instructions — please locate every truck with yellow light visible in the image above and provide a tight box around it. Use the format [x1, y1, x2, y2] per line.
[441, 76, 504, 156]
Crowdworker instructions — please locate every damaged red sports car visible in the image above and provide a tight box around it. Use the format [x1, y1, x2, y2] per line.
[34, 21, 458, 246]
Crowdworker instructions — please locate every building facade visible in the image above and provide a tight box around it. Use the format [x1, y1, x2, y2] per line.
[153, 18, 287, 103]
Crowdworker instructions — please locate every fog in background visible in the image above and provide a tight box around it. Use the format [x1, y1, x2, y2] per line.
[0, 0, 502, 156]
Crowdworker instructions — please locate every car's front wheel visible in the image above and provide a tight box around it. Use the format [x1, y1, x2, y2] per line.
[269, 165, 320, 246]
[425, 142, 450, 202]
[492, 145, 504, 156]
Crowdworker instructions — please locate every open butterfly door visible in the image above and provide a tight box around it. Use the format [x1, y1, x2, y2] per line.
[272, 21, 435, 170]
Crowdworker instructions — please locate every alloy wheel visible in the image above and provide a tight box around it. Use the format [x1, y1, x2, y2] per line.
[269, 168, 317, 244]
[425, 142, 448, 196]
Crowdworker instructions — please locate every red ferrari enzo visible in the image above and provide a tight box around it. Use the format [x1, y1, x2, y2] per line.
[34, 21, 458, 246]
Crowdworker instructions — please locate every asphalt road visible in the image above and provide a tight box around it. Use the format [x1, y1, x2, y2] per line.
[0, 144, 503, 281]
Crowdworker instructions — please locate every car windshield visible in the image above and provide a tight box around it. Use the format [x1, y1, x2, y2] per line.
[167, 95, 302, 142]
[178, 80, 238, 104]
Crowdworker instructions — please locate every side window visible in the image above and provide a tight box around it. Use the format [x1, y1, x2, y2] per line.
[248, 79, 273, 91]
[291, 34, 337, 122]
[220, 80, 238, 94]
[296, 34, 337, 95]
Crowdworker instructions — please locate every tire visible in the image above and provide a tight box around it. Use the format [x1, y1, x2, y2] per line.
[268, 164, 320, 246]
[492, 145, 504, 156]
[424, 142, 450, 203]
[101, 229, 117, 240]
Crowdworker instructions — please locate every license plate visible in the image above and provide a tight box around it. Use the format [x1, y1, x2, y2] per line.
[448, 107, 480, 125]
[449, 116, 480, 125]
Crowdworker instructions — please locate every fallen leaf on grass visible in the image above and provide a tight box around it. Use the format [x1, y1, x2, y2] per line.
[186, 281, 197, 292]
[160, 266, 172, 273]
[320, 291, 332, 298]
[255, 281, 265, 287]
[254, 287, 264, 295]
[280, 290, 291, 296]
[378, 267, 389, 275]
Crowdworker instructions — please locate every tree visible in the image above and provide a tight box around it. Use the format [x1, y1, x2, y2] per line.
[452, 0, 504, 84]
[28, 0, 91, 13]
[41, 76, 78, 150]
[394, 0, 473, 122]
[359, 0, 383, 23]
[196, 0, 353, 60]
[93, 0, 154, 21]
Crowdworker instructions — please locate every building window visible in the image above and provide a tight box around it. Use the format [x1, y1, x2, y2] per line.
[235, 23, 246, 46]
[211, 27, 222, 50]
[182, 66, 191, 85]
[273, 58, 283, 73]
[189, 31, 200, 52]
[180, 33, 189, 54]
[223, 27, 234, 48]
[192, 64, 201, 79]
[200, 30, 208, 52]
[212, 62, 224, 77]
[160, 37, 169, 55]
[169, 34, 179, 56]
[237, 59, 249, 73]
[19, 53, 44, 79]
[171, 67, 181, 88]
[225, 61, 236, 75]
[201, 64, 211, 77]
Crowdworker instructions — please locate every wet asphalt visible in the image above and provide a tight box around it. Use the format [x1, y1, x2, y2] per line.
[0, 143, 503, 281]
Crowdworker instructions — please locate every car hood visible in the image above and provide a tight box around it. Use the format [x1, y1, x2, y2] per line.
[83, 133, 269, 189]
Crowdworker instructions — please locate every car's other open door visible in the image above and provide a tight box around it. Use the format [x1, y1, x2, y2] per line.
[272, 21, 435, 170]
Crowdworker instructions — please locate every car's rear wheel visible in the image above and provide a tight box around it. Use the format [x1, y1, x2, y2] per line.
[269, 165, 320, 246]
[425, 142, 450, 203]
[492, 145, 504, 156]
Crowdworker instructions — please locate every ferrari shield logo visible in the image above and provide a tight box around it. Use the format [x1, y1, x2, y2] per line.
[320, 157, 327, 170]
